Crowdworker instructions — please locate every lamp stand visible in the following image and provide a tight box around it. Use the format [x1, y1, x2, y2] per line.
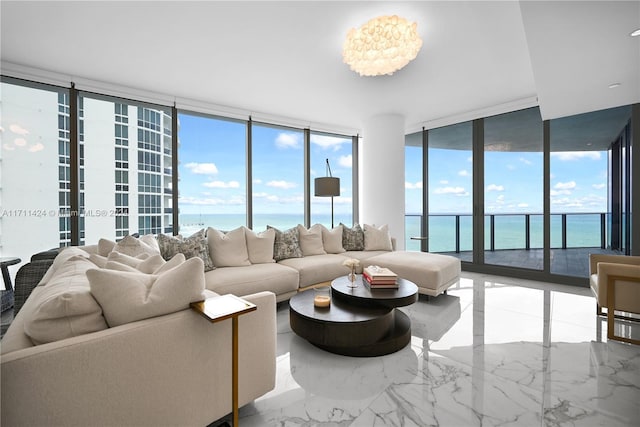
[330, 196, 334, 228]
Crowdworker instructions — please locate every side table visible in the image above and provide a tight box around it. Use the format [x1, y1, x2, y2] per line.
[190, 294, 257, 426]
[1, 257, 21, 313]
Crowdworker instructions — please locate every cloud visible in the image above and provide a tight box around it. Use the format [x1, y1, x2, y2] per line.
[486, 184, 504, 192]
[517, 203, 528, 208]
[253, 179, 262, 184]
[458, 170, 470, 177]
[497, 195, 505, 202]
[275, 133, 301, 149]
[439, 180, 448, 184]
[310, 134, 349, 150]
[592, 183, 606, 190]
[14, 138, 27, 147]
[405, 181, 423, 190]
[467, 156, 472, 162]
[550, 189, 571, 196]
[554, 181, 576, 190]
[185, 162, 218, 175]
[202, 180, 240, 189]
[506, 164, 516, 170]
[519, 157, 532, 165]
[338, 154, 352, 168]
[551, 151, 601, 161]
[266, 180, 297, 189]
[3, 144, 15, 151]
[29, 143, 44, 152]
[9, 124, 29, 135]
[434, 186, 466, 195]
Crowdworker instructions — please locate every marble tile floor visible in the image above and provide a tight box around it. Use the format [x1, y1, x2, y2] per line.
[238, 271, 640, 427]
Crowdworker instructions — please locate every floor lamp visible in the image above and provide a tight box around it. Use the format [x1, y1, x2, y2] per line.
[314, 159, 340, 228]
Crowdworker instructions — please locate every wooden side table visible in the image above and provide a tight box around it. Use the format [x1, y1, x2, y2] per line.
[190, 294, 257, 426]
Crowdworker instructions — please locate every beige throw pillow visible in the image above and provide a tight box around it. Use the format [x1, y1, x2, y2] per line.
[244, 227, 276, 264]
[112, 235, 160, 257]
[88, 257, 206, 327]
[320, 224, 345, 254]
[207, 227, 251, 267]
[38, 246, 91, 287]
[107, 252, 165, 274]
[364, 224, 393, 251]
[297, 224, 326, 256]
[97, 238, 116, 256]
[24, 255, 108, 345]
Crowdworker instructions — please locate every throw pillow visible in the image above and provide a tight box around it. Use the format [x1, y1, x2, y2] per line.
[106, 253, 166, 274]
[320, 224, 345, 254]
[244, 227, 276, 264]
[88, 257, 206, 327]
[112, 234, 160, 257]
[157, 229, 215, 272]
[89, 253, 108, 268]
[296, 224, 326, 256]
[364, 224, 393, 251]
[207, 227, 251, 267]
[38, 246, 90, 287]
[341, 223, 365, 251]
[268, 225, 302, 261]
[23, 255, 108, 345]
[97, 238, 116, 257]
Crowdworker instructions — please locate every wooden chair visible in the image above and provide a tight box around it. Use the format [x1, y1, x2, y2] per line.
[589, 254, 640, 345]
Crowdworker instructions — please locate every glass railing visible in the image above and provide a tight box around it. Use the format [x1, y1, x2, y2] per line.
[405, 212, 608, 253]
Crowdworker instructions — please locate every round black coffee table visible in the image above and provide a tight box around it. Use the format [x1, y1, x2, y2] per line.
[289, 275, 418, 357]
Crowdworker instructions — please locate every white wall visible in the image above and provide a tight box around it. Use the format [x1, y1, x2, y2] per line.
[360, 114, 406, 249]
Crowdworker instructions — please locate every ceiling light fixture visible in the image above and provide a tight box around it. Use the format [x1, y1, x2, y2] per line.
[342, 15, 423, 77]
[608, 83, 621, 89]
[631, 28, 640, 37]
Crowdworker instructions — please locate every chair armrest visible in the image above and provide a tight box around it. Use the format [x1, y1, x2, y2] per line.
[589, 254, 640, 275]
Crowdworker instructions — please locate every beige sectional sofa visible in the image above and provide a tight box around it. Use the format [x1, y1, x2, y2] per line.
[1, 223, 460, 426]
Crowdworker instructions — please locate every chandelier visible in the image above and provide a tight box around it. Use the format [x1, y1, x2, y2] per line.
[342, 15, 423, 77]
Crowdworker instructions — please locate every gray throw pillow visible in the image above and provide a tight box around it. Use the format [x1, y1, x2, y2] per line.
[341, 223, 365, 251]
[157, 229, 215, 272]
[268, 225, 303, 261]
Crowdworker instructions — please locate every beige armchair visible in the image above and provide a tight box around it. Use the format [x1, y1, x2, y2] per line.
[589, 254, 640, 345]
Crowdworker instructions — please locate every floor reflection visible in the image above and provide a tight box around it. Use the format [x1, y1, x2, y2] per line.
[240, 271, 640, 427]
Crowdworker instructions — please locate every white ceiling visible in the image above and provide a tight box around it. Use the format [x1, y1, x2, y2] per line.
[1, 1, 639, 134]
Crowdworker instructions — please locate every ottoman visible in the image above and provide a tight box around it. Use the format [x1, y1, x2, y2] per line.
[363, 251, 461, 297]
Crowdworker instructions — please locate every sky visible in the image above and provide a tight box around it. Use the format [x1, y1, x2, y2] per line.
[405, 147, 607, 215]
[177, 114, 353, 218]
[178, 113, 609, 221]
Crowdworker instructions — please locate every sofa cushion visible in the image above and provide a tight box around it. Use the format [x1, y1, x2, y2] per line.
[106, 252, 165, 273]
[88, 257, 206, 327]
[342, 250, 396, 273]
[363, 251, 461, 293]
[207, 227, 251, 267]
[112, 234, 161, 257]
[38, 246, 91, 287]
[268, 225, 303, 261]
[204, 263, 299, 299]
[23, 255, 108, 345]
[158, 229, 215, 272]
[321, 224, 345, 254]
[278, 254, 351, 288]
[341, 223, 364, 251]
[244, 227, 276, 264]
[297, 224, 326, 256]
[364, 224, 393, 251]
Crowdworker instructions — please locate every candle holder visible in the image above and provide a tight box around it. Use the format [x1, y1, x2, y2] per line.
[313, 286, 331, 308]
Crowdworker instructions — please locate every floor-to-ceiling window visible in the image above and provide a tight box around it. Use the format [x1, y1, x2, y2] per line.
[310, 132, 353, 228]
[1, 79, 66, 263]
[484, 107, 543, 270]
[430, 121, 473, 261]
[177, 113, 247, 234]
[251, 123, 304, 231]
[550, 106, 631, 276]
[80, 94, 173, 241]
[404, 133, 423, 251]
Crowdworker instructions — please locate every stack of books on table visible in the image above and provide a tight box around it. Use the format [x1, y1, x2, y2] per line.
[363, 265, 398, 289]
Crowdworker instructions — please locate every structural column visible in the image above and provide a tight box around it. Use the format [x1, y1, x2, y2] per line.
[361, 114, 406, 249]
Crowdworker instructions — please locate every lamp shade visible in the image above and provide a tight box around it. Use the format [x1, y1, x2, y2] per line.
[314, 177, 340, 197]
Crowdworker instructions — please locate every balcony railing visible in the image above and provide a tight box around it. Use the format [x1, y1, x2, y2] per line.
[405, 212, 609, 253]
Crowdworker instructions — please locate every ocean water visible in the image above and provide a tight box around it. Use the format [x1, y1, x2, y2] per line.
[180, 213, 606, 252]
